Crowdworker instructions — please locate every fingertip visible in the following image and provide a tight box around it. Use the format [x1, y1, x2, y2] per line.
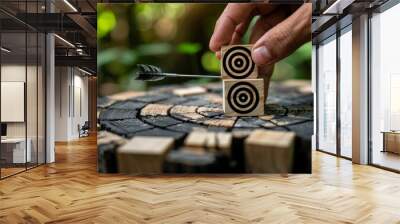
[252, 46, 273, 66]
[209, 36, 218, 52]
[216, 51, 221, 60]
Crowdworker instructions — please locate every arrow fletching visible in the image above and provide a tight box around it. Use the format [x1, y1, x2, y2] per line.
[136, 64, 166, 81]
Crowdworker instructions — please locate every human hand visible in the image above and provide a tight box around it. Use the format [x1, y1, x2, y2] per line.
[209, 3, 311, 78]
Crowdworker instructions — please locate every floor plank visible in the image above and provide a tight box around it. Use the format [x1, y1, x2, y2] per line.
[0, 134, 399, 223]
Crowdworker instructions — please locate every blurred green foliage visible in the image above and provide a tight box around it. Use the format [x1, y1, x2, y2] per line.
[97, 3, 311, 96]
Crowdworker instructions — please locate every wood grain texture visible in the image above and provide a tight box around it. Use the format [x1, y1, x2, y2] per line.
[223, 79, 264, 116]
[221, 45, 258, 79]
[140, 104, 173, 116]
[1, 135, 400, 223]
[117, 136, 174, 174]
[98, 81, 313, 173]
[184, 131, 232, 156]
[173, 86, 207, 96]
[245, 130, 295, 173]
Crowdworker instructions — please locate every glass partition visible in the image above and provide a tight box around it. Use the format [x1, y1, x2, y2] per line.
[38, 32, 45, 165]
[370, 3, 400, 171]
[317, 35, 337, 154]
[0, 1, 46, 179]
[27, 30, 38, 169]
[339, 26, 352, 158]
[0, 30, 28, 177]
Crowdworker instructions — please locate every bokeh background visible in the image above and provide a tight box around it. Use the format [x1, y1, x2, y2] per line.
[97, 3, 311, 96]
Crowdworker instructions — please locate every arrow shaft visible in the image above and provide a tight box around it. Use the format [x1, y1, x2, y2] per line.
[162, 73, 220, 79]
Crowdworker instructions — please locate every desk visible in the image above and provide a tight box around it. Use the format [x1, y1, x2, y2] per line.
[382, 131, 400, 154]
[1, 138, 31, 163]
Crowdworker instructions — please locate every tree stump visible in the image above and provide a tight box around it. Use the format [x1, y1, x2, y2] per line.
[98, 80, 313, 173]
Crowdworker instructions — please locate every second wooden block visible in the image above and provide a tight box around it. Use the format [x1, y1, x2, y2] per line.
[223, 79, 264, 116]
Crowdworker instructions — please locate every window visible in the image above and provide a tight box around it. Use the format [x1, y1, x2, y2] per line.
[339, 26, 352, 158]
[317, 35, 337, 154]
[0, 1, 46, 179]
[370, 3, 400, 171]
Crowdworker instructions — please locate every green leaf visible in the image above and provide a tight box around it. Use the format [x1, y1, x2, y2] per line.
[98, 48, 138, 67]
[201, 51, 220, 73]
[97, 48, 120, 67]
[97, 11, 117, 39]
[176, 42, 202, 55]
[136, 43, 173, 56]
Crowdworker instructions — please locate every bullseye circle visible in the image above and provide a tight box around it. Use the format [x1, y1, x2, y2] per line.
[223, 46, 255, 79]
[227, 82, 259, 114]
[237, 92, 250, 106]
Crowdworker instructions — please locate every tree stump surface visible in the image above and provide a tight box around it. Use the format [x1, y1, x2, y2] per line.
[98, 80, 313, 173]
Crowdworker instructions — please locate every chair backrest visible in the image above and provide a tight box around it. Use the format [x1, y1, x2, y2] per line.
[82, 121, 90, 129]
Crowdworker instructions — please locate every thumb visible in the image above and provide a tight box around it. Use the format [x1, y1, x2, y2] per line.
[251, 3, 311, 66]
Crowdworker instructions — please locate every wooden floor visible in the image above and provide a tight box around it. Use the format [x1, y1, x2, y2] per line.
[373, 151, 400, 171]
[0, 135, 400, 223]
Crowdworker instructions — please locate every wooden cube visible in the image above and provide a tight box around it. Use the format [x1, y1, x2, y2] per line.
[117, 136, 174, 174]
[245, 129, 295, 173]
[173, 86, 207, 96]
[223, 79, 264, 116]
[221, 45, 258, 79]
[184, 131, 232, 156]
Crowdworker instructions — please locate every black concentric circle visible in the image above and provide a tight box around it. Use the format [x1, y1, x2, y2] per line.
[227, 81, 259, 114]
[222, 46, 255, 79]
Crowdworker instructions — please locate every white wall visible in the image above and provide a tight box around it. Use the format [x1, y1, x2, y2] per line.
[54, 67, 89, 141]
[1, 63, 46, 164]
[1, 65, 27, 138]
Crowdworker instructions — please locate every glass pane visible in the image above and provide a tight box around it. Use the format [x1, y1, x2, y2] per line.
[371, 4, 400, 171]
[27, 30, 38, 169]
[339, 28, 352, 158]
[38, 32, 45, 165]
[1, 30, 27, 177]
[317, 36, 337, 154]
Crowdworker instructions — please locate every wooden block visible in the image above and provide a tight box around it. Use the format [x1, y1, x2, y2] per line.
[223, 79, 264, 116]
[97, 131, 126, 146]
[197, 106, 224, 117]
[184, 131, 232, 156]
[204, 93, 224, 104]
[245, 129, 295, 173]
[108, 91, 145, 101]
[117, 136, 174, 174]
[202, 117, 236, 128]
[140, 104, 173, 116]
[221, 45, 258, 79]
[170, 105, 204, 121]
[173, 86, 207, 96]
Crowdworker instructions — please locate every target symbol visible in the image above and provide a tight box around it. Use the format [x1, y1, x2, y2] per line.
[222, 46, 255, 79]
[227, 81, 259, 114]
